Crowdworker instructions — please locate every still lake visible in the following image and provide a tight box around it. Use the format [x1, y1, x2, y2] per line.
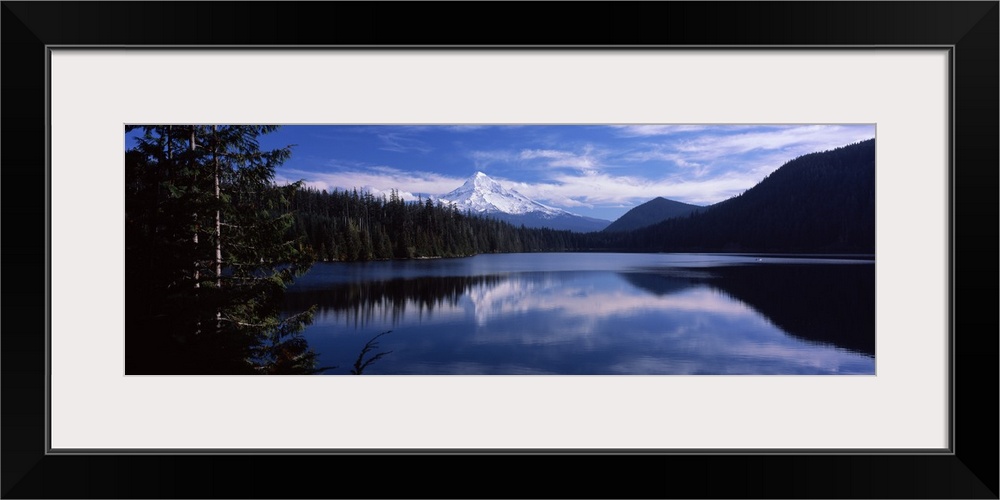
[281, 253, 875, 375]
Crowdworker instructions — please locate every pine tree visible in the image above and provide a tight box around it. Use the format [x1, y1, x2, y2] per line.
[125, 125, 317, 374]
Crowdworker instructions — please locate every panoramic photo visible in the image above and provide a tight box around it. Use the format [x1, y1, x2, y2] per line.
[125, 124, 876, 375]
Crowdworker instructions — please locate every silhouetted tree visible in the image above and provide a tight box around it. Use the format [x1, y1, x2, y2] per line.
[125, 125, 317, 374]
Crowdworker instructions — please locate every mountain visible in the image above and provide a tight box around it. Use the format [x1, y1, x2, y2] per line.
[437, 172, 611, 232]
[603, 197, 703, 233]
[597, 139, 876, 253]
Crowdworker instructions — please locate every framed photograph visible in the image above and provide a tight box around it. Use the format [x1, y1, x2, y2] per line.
[4, 2, 996, 498]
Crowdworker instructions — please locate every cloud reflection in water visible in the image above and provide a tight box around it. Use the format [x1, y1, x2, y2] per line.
[284, 263, 874, 375]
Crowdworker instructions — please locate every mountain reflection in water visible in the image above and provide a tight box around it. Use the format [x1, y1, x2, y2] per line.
[282, 255, 875, 375]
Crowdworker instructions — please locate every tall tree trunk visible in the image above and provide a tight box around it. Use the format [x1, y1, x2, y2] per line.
[166, 125, 172, 173]
[191, 126, 201, 335]
[213, 125, 221, 288]
[191, 126, 199, 289]
[213, 126, 222, 326]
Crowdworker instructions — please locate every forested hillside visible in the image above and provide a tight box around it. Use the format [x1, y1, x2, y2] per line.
[289, 188, 587, 261]
[591, 139, 876, 253]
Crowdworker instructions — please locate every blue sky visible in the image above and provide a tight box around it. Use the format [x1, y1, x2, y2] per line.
[142, 125, 876, 222]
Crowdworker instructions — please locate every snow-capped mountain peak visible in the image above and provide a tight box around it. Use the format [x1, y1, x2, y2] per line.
[470, 170, 495, 186]
[435, 172, 612, 232]
[439, 172, 567, 216]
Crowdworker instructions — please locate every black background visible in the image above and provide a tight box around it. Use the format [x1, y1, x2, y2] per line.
[2, 2, 997, 498]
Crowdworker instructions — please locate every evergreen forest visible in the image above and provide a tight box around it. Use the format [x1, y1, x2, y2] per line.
[288, 189, 587, 261]
[125, 125, 318, 374]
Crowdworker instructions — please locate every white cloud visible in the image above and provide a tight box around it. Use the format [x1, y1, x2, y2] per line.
[673, 125, 874, 160]
[518, 145, 603, 171]
[612, 124, 714, 136]
[276, 167, 463, 198]
[623, 149, 710, 177]
[469, 150, 518, 169]
[442, 125, 489, 132]
[377, 132, 432, 154]
[507, 169, 756, 207]
[519, 149, 569, 160]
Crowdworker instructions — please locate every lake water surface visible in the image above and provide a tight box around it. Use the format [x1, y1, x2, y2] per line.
[282, 253, 875, 375]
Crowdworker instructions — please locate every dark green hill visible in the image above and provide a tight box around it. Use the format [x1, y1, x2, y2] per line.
[603, 197, 703, 233]
[596, 138, 876, 253]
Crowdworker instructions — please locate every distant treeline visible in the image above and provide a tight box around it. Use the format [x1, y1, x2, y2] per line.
[289, 139, 876, 259]
[289, 189, 587, 261]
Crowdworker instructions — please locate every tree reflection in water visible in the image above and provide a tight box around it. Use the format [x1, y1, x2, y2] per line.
[625, 263, 875, 356]
[281, 262, 875, 373]
[284, 274, 509, 328]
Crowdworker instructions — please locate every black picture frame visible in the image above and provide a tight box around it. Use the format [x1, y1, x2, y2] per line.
[3, 2, 996, 498]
